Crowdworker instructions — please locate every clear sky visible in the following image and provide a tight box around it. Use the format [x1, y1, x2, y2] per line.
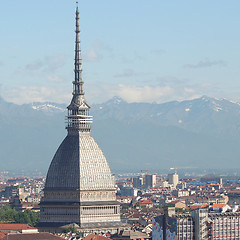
[1, 0, 240, 105]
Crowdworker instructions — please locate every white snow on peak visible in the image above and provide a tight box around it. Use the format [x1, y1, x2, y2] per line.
[213, 106, 223, 112]
[229, 100, 240, 106]
[111, 96, 123, 104]
[201, 96, 210, 102]
[211, 101, 223, 112]
[32, 103, 65, 112]
[114, 99, 121, 104]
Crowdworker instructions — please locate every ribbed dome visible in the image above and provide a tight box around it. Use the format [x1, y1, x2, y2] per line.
[45, 133, 115, 191]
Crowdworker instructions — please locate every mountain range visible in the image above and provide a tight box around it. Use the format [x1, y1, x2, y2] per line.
[1, 96, 240, 173]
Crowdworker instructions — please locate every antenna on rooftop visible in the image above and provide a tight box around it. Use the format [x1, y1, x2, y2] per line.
[141, 169, 148, 175]
[170, 167, 177, 174]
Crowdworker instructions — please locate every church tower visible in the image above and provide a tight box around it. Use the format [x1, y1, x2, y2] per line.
[39, 3, 123, 234]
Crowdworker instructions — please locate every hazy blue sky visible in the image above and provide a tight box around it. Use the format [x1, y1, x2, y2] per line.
[1, 1, 240, 104]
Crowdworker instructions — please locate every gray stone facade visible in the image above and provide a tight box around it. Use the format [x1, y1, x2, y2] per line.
[38, 4, 126, 234]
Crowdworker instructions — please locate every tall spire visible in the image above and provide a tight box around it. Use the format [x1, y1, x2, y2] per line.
[66, 2, 93, 134]
[73, 2, 84, 95]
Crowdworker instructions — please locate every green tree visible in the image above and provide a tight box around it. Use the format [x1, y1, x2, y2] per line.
[62, 226, 78, 233]
[0, 206, 40, 226]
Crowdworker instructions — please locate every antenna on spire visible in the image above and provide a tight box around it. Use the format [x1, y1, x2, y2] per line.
[66, 1, 93, 133]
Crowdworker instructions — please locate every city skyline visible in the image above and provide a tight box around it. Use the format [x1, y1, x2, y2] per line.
[1, 1, 240, 105]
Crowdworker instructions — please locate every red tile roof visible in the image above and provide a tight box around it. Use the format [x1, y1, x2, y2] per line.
[168, 200, 184, 205]
[0, 224, 36, 231]
[228, 190, 240, 193]
[0, 232, 6, 239]
[0, 233, 63, 240]
[211, 204, 225, 208]
[84, 233, 111, 240]
[187, 204, 208, 210]
[140, 200, 152, 204]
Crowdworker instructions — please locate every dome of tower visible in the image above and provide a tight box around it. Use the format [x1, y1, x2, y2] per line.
[45, 133, 115, 191]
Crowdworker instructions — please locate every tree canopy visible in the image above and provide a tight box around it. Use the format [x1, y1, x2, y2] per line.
[0, 205, 40, 226]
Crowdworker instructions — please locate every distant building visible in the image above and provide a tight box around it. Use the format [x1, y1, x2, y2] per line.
[0, 232, 63, 240]
[153, 207, 240, 240]
[120, 187, 137, 197]
[168, 173, 179, 188]
[200, 177, 223, 186]
[111, 229, 151, 240]
[3, 186, 20, 199]
[145, 174, 157, 188]
[132, 174, 161, 189]
[132, 177, 144, 188]
[0, 223, 38, 233]
[10, 195, 40, 212]
[172, 189, 189, 198]
[162, 181, 169, 188]
[84, 233, 111, 240]
[168, 200, 186, 209]
[152, 207, 194, 240]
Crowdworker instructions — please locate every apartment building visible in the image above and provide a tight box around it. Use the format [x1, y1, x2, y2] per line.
[152, 206, 240, 240]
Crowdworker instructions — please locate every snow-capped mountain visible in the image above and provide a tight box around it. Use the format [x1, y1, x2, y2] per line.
[31, 103, 65, 113]
[1, 95, 240, 172]
[92, 96, 240, 137]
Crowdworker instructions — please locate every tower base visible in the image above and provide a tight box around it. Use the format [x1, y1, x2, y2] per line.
[38, 221, 130, 237]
